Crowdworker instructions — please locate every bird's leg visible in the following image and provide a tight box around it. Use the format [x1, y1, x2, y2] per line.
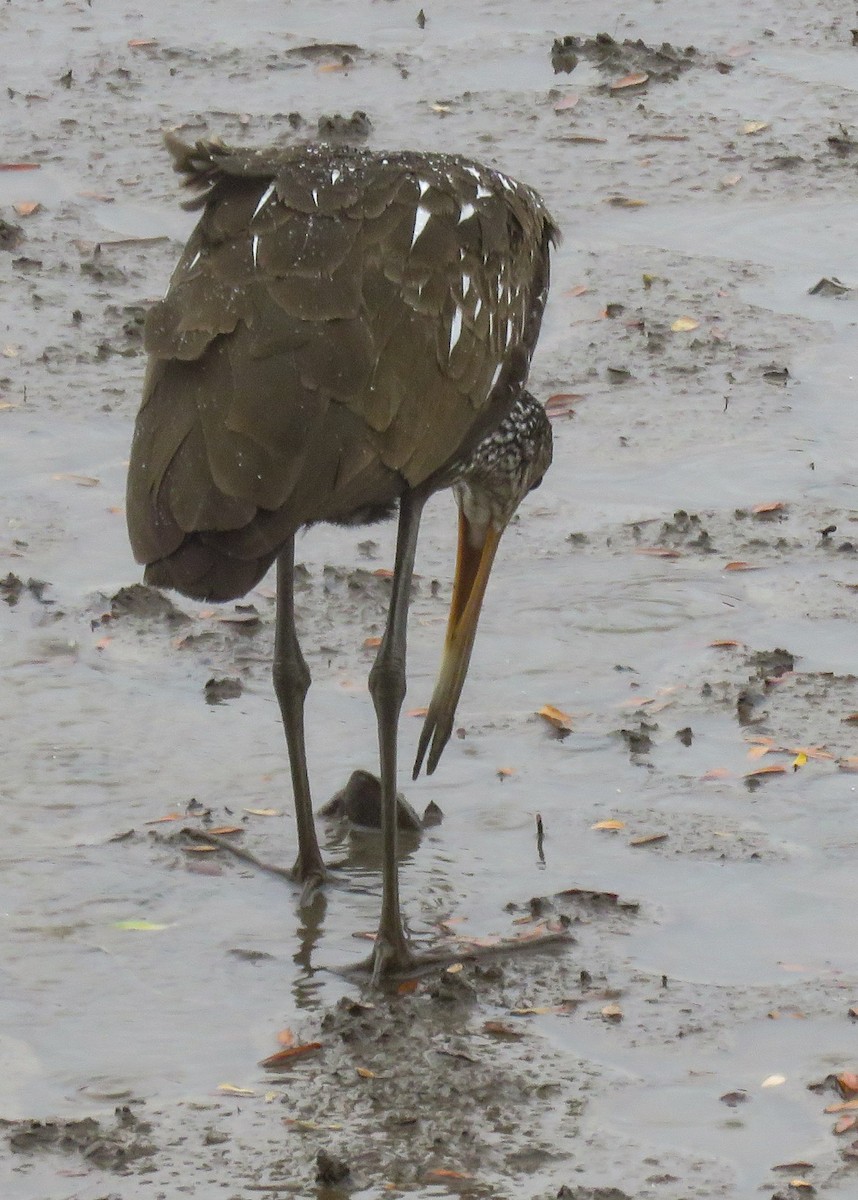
[273, 538, 326, 898]
[366, 490, 428, 978]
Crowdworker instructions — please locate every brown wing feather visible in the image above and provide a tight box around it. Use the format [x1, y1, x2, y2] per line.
[127, 137, 557, 601]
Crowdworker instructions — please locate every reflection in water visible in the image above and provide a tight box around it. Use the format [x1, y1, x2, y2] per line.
[292, 888, 327, 1008]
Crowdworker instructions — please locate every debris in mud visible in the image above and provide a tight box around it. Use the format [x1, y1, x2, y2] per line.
[319, 769, 426, 831]
[260, 1041, 323, 1070]
[616, 721, 656, 755]
[808, 276, 852, 297]
[750, 648, 796, 680]
[556, 1186, 633, 1200]
[0, 218, 24, 249]
[1, 572, 49, 605]
[550, 33, 699, 84]
[537, 703, 573, 734]
[720, 1088, 750, 1106]
[110, 583, 190, 623]
[317, 110, 372, 142]
[204, 675, 243, 704]
[2, 1107, 155, 1170]
[316, 1148, 351, 1184]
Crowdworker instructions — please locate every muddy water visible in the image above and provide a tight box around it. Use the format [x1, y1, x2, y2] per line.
[2, 0, 858, 1197]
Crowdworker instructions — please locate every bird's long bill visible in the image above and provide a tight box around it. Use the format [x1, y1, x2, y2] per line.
[413, 512, 504, 778]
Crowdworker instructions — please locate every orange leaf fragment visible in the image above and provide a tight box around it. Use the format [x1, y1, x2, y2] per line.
[700, 768, 730, 781]
[724, 561, 760, 571]
[363, 636, 382, 649]
[825, 1098, 858, 1113]
[563, 285, 589, 297]
[752, 501, 785, 514]
[835, 1115, 857, 1134]
[745, 764, 787, 777]
[426, 1169, 474, 1181]
[406, 706, 429, 718]
[592, 819, 625, 831]
[747, 745, 770, 760]
[276, 1029, 295, 1047]
[483, 1019, 525, 1039]
[610, 72, 649, 90]
[397, 979, 419, 995]
[259, 1042, 322, 1069]
[356, 1066, 377, 1078]
[709, 639, 743, 648]
[839, 758, 858, 773]
[207, 825, 243, 835]
[128, 37, 158, 47]
[671, 317, 700, 333]
[183, 844, 218, 853]
[144, 813, 182, 824]
[0, 162, 41, 171]
[843, 714, 858, 725]
[496, 766, 516, 778]
[13, 201, 41, 217]
[838, 1071, 858, 1095]
[554, 94, 580, 111]
[629, 832, 668, 846]
[538, 704, 573, 732]
[373, 568, 394, 578]
[634, 547, 681, 557]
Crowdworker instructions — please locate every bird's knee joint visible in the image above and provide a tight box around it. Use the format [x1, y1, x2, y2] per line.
[368, 658, 406, 709]
[273, 654, 311, 701]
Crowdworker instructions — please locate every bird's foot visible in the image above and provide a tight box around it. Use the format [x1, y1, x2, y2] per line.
[340, 926, 572, 983]
[290, 853, 342, 906]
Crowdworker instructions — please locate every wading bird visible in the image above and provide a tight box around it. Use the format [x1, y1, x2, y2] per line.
[127, 135, 557, 977]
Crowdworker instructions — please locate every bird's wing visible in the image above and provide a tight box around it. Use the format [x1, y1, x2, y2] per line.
[127, 138, 556, 600]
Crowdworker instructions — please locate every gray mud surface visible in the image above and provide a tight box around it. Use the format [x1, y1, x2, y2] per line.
[2, 1, 858, 1197]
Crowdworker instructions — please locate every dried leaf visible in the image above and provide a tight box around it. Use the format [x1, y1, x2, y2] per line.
[563, 285, 589, 297]
[842, 714, 858, 725]
[406, 706, 429, 718]
[671, 317, 700, 332]
[605, 196, 648, 207]
[752, 501, 785, 514]
[356, 1066, 377, 1078]
[761, 1074, 786, 1087]
[629, 832, 668, 846]
[700, 768, 731, 780]
[634, 546, 681, 557]
[446, 962, 464, 974]
[743, 120, 769, 134]
[745, 764, 787, 777]
[483, 1020, 526, 1039]
[724, 561, 760, 571]
[838, 1071, 858, 1095]
[276, 1029, 295, 1047]
[0, 162, 41, 171]
[538, 704, 573, 732]
[709, 639, 743, 648]
[397, 979, 419, 995]
[496, 766, 516, 778]
[207, 825, 244, 835]
[592, 819, 625, 831]
[747, 745, 770, 760]
[52, 473, 100, 487]
[217, 1083, 255, 1096]
[363, 636, 382, 648]
[114, 919, 167, 931]
[835, 1115, 857, 1134]
[243, 807, 280, 816]
[426, 1169, 474, 1181]
[553, 94, 580, 111]
[510, 1003, 576, 1016]
[13, 201, 41, 217]
[839, 758, 858, 773]
[144, 813, 182, 824]
[259, 1042, 322, 1069]
[825, 1098, 858, 1113]
[601, 1004, 623, 1020]
[610, 72, 649, 90]
[128, 37, 158, 47]
[183, 844, 218, 853]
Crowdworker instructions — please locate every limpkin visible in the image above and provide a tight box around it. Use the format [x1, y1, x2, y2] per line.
[127, 135, 557, 977]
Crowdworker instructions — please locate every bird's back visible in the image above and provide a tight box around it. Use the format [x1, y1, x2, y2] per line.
[127, 137, 557, 601]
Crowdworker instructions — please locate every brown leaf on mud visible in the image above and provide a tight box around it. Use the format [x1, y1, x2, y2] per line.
[747, 744, 771, 760]
[671, 317, 700, 332]
[144, 813, 182, 824]
[483, 1020, 526, 1039]
[825, 1098, 858, 1113]
[610, 72, 649, 90]
[601, 1003, 623, 1021]
[276, 1029, 295, 1047]
[842, 714, 858, 725]
[243, 807, 281, 816]
[128, 37, 158, 47]
[837, 1071, 858, 1096]
[563, 285, 589, 297]
[709, 639, 743, 648]
[13, 201, 41, 217]
[217, 1083, 255, 1096]
[752, 500, 786, 514]
[629, 832, 668, 846]
[426, 1169, 474, 1181]
[724, 561, 760, 571]
[592, 819, 625, 831]
[743, 120, 769, 134]
[397, 979, 419, 995]
[553, 94, 580, 111]
[52, 473, 100, 487]
[0, 162, 41, 171]
[700, 768, 731, 780]
[496, 766, 516, 778]
[745, 764, 787, 777]
[406, 706, 429, 718]
[259, 1042, 322, 1069]
[183, 844, 218, 853]
[557, 133, 607, 144]
[538, 704, 573, 732]
[356, 1066, 377, 1078]
[545, 392, 583, 416]
[634, 546, 681, 558]
[363, 636, 381, 649]
[835, 1115, 857, 1134]
[373, 568, 394, 578]
[207, 825, 243, 835]
[605, 195, 648, 207]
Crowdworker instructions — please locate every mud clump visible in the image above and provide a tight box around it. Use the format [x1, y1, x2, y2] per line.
[204, 675, 243, 704]
[1, 573, 49, 606]
[3, 1106, 155, 1171]
[551, 32, 699, 83]
[110, 583, 189, 623]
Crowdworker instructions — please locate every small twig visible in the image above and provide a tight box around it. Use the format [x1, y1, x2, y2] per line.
[181, 827, 295, 882]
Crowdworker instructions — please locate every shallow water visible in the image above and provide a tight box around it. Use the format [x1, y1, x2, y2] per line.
[2, 0, 858, 1196]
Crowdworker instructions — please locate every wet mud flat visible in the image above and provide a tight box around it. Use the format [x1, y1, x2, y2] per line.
[3, 0, 858, 1197]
